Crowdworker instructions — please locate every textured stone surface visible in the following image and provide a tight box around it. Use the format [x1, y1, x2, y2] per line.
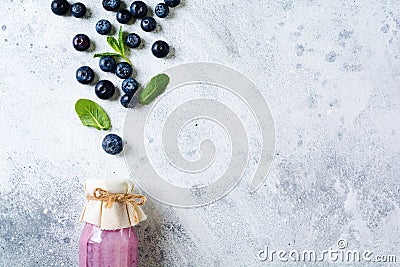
[1, 0, 400, 266]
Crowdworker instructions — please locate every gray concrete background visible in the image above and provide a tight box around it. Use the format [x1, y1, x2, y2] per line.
[1, 0, 400, 266]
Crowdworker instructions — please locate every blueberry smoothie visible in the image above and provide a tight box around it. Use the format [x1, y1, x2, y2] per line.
[79, 179, 147, 267]
[79, 223, 138, 267]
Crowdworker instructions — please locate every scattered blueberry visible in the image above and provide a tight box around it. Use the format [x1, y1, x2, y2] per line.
[71, 3, 86, 18]
[102, 134, 123, 155]
[76, 66, 94, 84]
[99, 56, 117, 72]
[125, 33, 141, 48]
[122, 78, 139, 95]
[155, 3, 169, 18]
[73, 34, 90, 51]
[120, 94, 134, 108]
[95, 80, 115, 100]
[141, 17, 157, 32]
[130, 1, 148, 18]
[102, 0, 121, 11]
[96, 19, 112, 35]
[51, 0, 70, 16]
[116, 9, 132, 24]
[115, 62, 133, 79]
[151, 40, 169, 58]
[164, 0, 180, 8]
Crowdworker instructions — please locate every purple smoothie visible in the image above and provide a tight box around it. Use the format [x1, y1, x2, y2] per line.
[79, 223, 138, 267]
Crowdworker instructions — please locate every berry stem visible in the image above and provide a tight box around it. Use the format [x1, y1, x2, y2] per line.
[122, 55, 132, 65]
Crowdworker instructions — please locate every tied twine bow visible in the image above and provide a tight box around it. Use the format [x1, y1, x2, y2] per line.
[86, 188, 146, 224]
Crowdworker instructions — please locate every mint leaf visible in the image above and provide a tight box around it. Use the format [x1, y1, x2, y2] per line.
[94, 52, 122, 58]
[107, 36, 122, 54]
[118, 26, 125, 56]
[75, 99, 111, 130]
[139, 74, 170, 105]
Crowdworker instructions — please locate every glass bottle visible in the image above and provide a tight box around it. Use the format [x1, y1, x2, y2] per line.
[79, 223, 138, 267]
[79, 179, 147, 267]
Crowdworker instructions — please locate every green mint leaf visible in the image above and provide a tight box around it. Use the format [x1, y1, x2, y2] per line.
[139, 73, 170, 105]
[75, 99, 111, 130]
[118, 26, 125, 56]
[107, 36, 122, 54]
[93, 52, 122, 58]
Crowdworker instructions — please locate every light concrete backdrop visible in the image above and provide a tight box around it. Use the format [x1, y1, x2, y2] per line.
[1, 0, 400, 266]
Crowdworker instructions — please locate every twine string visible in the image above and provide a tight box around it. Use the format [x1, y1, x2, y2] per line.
[86, 188, 146, 224]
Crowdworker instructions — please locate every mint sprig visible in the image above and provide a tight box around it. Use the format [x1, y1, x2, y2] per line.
[94, 26, 131, 65]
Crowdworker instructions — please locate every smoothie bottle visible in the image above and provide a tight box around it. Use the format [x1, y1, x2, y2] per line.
[79, 179, 147, 267]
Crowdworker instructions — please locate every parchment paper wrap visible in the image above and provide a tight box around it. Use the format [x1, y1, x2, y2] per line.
[80, 179, 147, 230]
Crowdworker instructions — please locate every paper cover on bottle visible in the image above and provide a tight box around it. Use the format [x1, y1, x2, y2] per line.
[80, 179, 147, 230]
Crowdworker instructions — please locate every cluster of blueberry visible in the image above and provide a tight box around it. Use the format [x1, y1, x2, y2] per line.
[75, 62, 138, 108]
[51, 0, 178, 56]
[51, 0, 86, 17]
[95, 0, 175, 58]
[52, 0, 179, 108]
[51, 0, 180, 154]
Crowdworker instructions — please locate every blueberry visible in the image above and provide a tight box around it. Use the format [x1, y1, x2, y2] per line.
[99, 56, 116, 72]
[151, 40, 169, 58]
[141, 17, 157, 32]
[71, 3, 86, 18]
[116, 9, 132, 24]
[102, 0, 121, 11]
[102, 134, 123, 155]
[155, 3, 169, 18]
[130, 1, 148, 18]
[51, 0, 70, 16]
[73, 34, 90, 51]
[76, 66, 94, 84]
[122, 78, 139, 95]
[96, 19, 112, 35]
[164, 0, 180, 7]
[120, 94, 134, 108]
[125, 33, 141, 48]
[115, 62, 133, 79]
[95, 80, 115, 100]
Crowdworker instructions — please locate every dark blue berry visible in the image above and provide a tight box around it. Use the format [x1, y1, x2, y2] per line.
[151, 40, 169, 58]
[102, 0, 121, 11]
[130, 1, 148, 18]
[102, 134, 123, 155]
[155, 3, 169, 18]
[51, 0, 70, 16]
[116, 9, 132, 24]
[73, 34, 90, 51]
[122, 78, 139, 95]
[141, 17, 157, 32]
[99, 56, 116, 72]
[95, 80, 115, 100]
[120, 94, 134, 108]
[125, 33, 141, 48]
[115, 62, 133, 79]
[71, 3, 86, 18]
[96, 19, 112, 35]
[164, 0, 180, 7]
[76, 66, 94, 84]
